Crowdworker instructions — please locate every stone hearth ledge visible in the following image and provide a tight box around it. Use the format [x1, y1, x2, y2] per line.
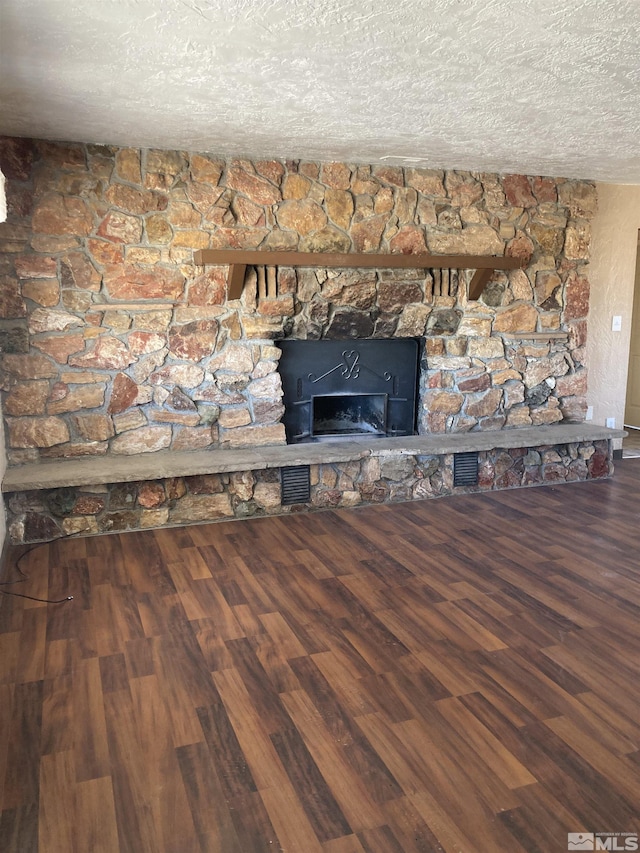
[1, 424, 626, 493]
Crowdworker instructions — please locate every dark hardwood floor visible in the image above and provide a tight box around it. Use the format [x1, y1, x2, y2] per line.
[1, 461, 640, 852]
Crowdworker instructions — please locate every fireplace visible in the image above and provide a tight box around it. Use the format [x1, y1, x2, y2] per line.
[278, 339, 420, 443]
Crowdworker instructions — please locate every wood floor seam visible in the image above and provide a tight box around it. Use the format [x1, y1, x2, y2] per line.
[2, 461, 640, 851]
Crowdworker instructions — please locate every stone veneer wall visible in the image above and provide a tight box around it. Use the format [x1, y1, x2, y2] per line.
[7, 440, 611, 543]
[0, 137, 594, 464]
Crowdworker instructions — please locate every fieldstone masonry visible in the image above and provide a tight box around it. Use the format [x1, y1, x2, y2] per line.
[0, 137, 599, 541]
[6, 440, 611, 544]
[0, 137, 594, 463]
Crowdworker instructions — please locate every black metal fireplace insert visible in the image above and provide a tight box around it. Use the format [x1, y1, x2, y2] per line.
[278, 339, 419, 443]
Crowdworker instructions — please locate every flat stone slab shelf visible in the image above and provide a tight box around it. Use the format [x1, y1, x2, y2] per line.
[2, 424, 625, 493]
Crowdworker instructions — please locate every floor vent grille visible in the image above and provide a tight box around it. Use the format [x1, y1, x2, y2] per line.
[454, 452, 479, 487]
[280, 465, 311, 505]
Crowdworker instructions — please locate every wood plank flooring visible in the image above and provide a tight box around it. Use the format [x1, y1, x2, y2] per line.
[2, 462, 640, 852]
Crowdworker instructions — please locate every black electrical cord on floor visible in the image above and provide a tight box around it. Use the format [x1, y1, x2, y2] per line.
[0, 538, 74, 604]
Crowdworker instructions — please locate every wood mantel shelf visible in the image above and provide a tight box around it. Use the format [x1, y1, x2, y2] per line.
[193, 249, 525, 300]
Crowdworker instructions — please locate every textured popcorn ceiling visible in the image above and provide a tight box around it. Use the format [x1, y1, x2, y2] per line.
[1, 0, 640, 181]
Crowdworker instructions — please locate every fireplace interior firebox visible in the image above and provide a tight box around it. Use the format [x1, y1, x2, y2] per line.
[278, 339, 419, 443]
[313, 393, 387, 437]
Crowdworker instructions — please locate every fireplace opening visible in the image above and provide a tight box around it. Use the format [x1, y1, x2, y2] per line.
[312, 393, 387, 438]
[278, 339, 420, 444]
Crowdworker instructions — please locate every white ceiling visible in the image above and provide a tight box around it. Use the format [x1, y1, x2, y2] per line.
[1, 0, 640, 182]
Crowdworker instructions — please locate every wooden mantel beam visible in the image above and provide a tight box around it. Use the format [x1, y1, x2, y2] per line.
[193, 249, 523, 271]
[193, 249, 525, 300]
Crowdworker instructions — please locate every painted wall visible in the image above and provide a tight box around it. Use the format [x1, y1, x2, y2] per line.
[587, 183, 640, 446]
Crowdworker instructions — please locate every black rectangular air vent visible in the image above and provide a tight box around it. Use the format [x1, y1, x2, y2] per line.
[280, 465, 311, 505]
[454, 452, 479, 487]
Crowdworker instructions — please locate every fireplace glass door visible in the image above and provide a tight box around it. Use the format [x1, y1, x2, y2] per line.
[312, 393, 387, 438]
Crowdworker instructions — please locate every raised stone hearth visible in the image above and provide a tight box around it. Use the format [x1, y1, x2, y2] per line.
[2, 424, 623, 542]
